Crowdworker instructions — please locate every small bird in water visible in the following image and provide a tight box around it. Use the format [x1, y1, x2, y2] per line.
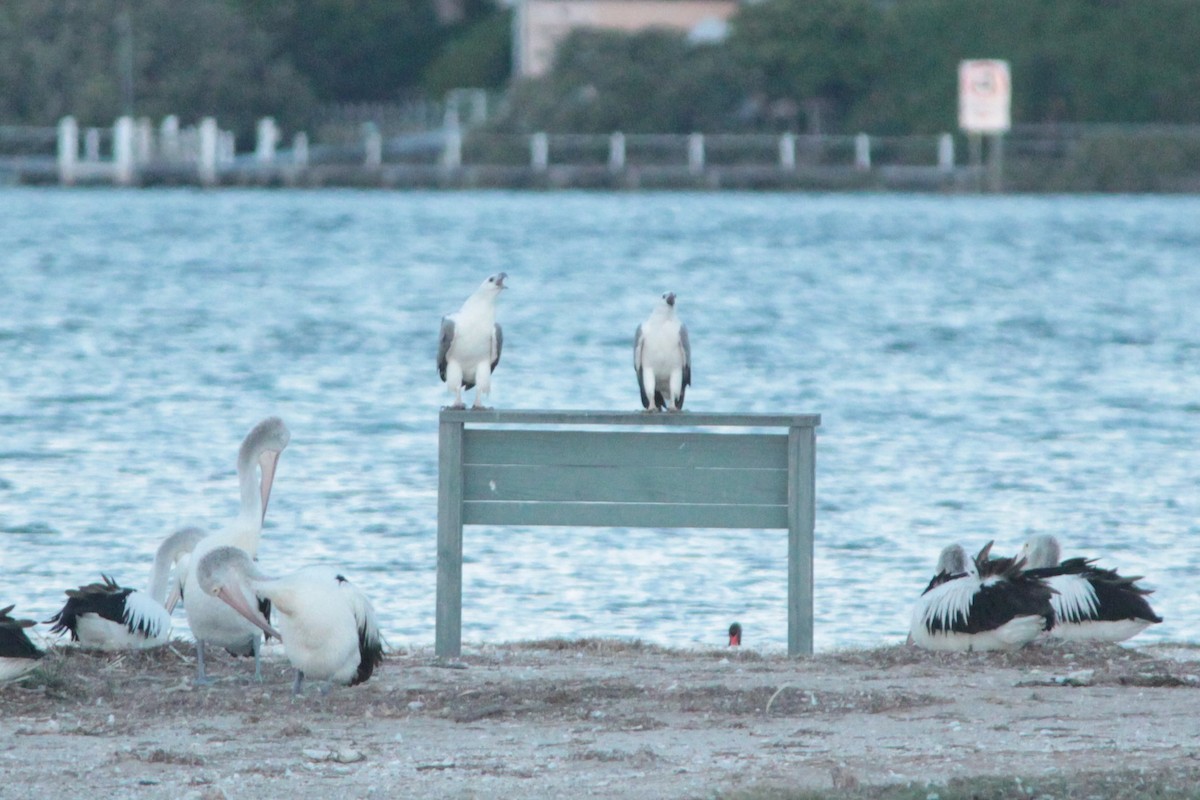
[0, 606, 44, 683]
[634, 291, 691, 411]
[438, 272, 506, 409]
[728, 622, 742, 647]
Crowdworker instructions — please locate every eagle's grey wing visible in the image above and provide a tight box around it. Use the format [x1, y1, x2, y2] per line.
[679, 323, 691, 388]
[634, 324, 650, 409]
[633, 324, 644, 372]
[491, 323, 503, 373]
[437, 317, 455, 381]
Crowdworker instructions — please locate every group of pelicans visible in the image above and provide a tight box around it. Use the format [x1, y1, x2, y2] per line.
[1, 416, 383, 695]
[909, 536, 1162, 651]
[0, 274, 1166, 693]
[0, 273, 698, 695]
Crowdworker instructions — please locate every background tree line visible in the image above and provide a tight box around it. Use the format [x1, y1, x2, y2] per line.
[1, 0, 1198, 143]
[498, 0, 1200, 135]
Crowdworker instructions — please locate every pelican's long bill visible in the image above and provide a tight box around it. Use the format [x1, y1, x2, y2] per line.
[215, 583, 281, 641]
[258, 449, 282, 524]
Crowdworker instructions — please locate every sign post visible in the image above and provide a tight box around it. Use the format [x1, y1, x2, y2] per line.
[958, 59, 1011, 191]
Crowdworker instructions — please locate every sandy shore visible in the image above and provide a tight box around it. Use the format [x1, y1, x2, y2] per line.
[2, 638, 1200, 799]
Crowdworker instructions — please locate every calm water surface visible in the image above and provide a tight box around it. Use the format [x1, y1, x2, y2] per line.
[2, 187, 1199, 653]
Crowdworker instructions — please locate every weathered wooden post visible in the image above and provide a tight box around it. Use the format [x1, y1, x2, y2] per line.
[57, 116, 78, 186]
[198, 116, 218, 186]
[113, 116, 136, 186]
[688, 133, 705, 174]
[531, 132, 548, 171]
[292, 132, 309, 167]
[363, 123, 382, 168]
[442, 128, 462, 170]
[854, 133, 871, 170]
[255, 117, 278, 164]
[779, 133, 796, 170]
[608, 132, 625, 172]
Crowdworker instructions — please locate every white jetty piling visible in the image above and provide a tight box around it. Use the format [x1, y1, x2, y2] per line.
[198, 117, 218, 185]
[688, 133, 705, 174]
[779, 132, 796, 170]
[293, 132, 309, 167]
[938, 133, 955, 171]
[363, 123, 382, 168]
[256, 117, 278, 164]
[57, 116, 78, 185]
[113, 116, 136, 185]
[160, 115, 180, 161]
[854, 133, 871, 170]
[531, 132, 548, 171]
[608, 132, 625, 172]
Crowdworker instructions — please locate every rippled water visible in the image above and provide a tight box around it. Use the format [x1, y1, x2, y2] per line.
[2, 187, 1199, 653]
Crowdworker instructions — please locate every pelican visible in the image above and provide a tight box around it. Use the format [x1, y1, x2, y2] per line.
[633, 291, 691, 411]
[1020, 534, 1163, 642]
[174, 417, 290, 684]
[46, 527, 205, 650]
[438, 272, 506, 409]
[910, 542, 1054, 652]
[195, 546, 383, 695]
[0, 606, 44, 683]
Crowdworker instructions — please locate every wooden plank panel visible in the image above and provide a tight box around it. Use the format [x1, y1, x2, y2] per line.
[464, 463, 788, 506]
[464, 430, 788, 470]
[443, 408, 821, 429]
[463, 500, 788, 529]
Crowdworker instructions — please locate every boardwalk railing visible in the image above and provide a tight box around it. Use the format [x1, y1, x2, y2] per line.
[436, 409, 820, 658]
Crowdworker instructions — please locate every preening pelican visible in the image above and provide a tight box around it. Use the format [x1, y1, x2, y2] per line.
[176, 417, 290, 684]
[47, 527, 205, 650]
[633, 291, 691, 411]
[910, 542, 1054, 652]
[0, 606, 44, 683]
[196, 546, 383, 695]
[1020, 534, 1162, 642]
[438, 272, 506, 409]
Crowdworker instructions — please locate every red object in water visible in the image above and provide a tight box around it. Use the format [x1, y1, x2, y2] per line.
[728, 622, 742, 646]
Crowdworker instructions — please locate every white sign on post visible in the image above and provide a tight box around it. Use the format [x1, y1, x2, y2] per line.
[958, 59, 1011, 134]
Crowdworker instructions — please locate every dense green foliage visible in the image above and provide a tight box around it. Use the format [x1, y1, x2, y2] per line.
[499, 0, 1200, 135]
[0, 0, 316, 135]
[495, 30, 753, 134]
[0, 0, 510, 137]
[1, 0, 1199, 142]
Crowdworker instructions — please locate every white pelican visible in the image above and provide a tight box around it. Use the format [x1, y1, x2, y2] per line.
[0, 606, 44, 683]
[1020, 534, 1163, 642]
[438, 272, 506, 409]
[46, 527, 205, 650]
[174, 416, 290, 684]
[634, 291, 691, 411]
[195, 546, 383, 695]
[910, 542, 1054, 652]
